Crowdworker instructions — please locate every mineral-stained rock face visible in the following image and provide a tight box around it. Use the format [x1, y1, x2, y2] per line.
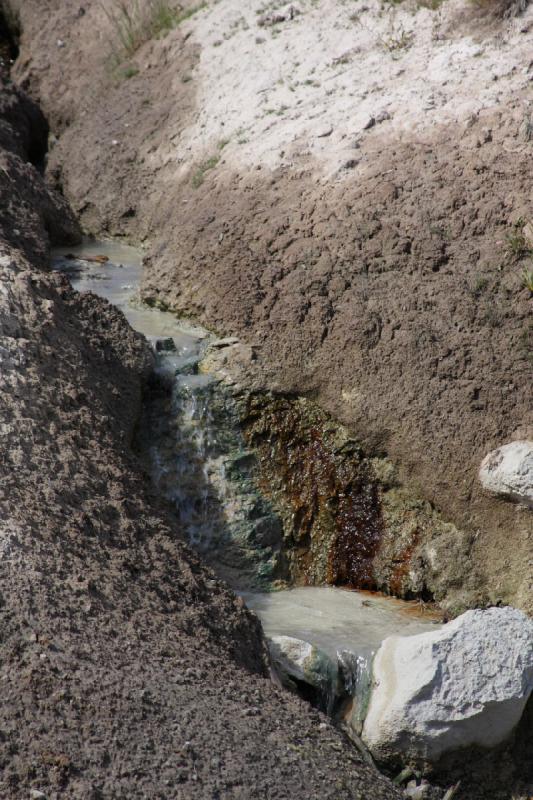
[479, 440, 533, 507]
[242, 393, 382, 588]
[362, 607, 533, 765]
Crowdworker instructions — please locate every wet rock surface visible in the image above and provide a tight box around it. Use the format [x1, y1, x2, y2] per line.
[193, 345, 485, 609]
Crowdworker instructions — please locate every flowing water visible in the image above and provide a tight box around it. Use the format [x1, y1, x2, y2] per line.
[52, 239, 440, 715]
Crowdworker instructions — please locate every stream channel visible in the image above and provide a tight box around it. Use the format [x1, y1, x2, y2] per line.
[52, 238, 439, 720]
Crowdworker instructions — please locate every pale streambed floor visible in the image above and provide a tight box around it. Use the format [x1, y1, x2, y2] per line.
[241, 586, 440, 661]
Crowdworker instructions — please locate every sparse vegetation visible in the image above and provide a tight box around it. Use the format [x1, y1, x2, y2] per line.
[191, 154, 220, 187]
[522, 267, 533, 293]
[504, 218, 533, 262]
[380, 21, 414, 53]
[103, 0, 207, 64]
[118, 64, 139, 80]
[472, 275, 489, 296]
[265, 104, 289, 116]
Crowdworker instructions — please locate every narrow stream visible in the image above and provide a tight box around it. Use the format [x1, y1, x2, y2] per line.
[52, 239, 440, 716]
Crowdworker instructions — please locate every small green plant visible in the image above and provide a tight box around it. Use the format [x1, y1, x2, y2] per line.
[504, 218, 533, 262]
[380, 22, 414, 53]
[522, 266, 533, 293]
[191, 154, 220, 188]
[119, 64, 139, 80]
[472, 275, 489, 295]
[264, 105, 289, 117]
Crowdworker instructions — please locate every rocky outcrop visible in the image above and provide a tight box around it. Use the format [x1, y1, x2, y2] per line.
[0, 70, 80, 263]
[479, 440, 533, 507]
[362, 607, 533, 765]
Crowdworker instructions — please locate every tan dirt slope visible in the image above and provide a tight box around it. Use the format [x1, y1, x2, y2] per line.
[6, 0, 533, 612]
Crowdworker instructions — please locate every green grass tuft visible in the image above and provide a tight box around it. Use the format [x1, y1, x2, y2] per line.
[191, 154, 220, 188]
[103, 0, 207, 65]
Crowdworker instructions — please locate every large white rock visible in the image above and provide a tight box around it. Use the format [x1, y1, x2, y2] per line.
[479, 440, 533, 507]
[362, 607, 533, 764]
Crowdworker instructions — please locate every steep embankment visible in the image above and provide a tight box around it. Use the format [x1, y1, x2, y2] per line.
[0, 63, 402, 798]
[7, 0, 532, 614]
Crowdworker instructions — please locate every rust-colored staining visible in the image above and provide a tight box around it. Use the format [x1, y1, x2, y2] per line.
[242, 394, 383, 590]
[326, 477, 382, 590]
[388, 530, 419, 598]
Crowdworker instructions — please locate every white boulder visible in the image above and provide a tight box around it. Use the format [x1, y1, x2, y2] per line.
[479, 440, 533, 507]
[362, 607, 533, 764]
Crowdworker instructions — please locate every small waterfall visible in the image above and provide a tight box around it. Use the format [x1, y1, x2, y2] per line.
[144, 347, 224, 552]
[337, 649, 374, 733]
[141, 342, 283, 576]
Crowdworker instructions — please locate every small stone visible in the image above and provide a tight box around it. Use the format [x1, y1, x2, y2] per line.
[362, 116, 375, 130]
[30, 791, 47, 800]
[375, 110, 391, 123]
[155, 337, 176, 352]
[209, 337, 239, 349]
[404, 783, 431, 800]
[268, 636, 338, 702]
[316, 125, 333, 138]
[479, 440, 533, 507]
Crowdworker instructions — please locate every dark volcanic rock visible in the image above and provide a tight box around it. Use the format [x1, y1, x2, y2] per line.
[0, 68, 80, 264]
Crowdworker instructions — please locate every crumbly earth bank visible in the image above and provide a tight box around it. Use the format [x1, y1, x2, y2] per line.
[0, 66, 405, 799]
[6, 0, 532, 613]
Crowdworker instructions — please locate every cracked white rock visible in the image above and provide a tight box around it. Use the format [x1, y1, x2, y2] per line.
[362, 607, 533, 764]
[479, 440, 533, 507]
